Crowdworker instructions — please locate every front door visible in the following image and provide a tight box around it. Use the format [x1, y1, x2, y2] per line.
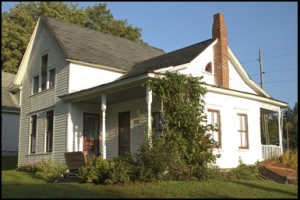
[83, 113, 100, 161]
[119, 111, 130, 156]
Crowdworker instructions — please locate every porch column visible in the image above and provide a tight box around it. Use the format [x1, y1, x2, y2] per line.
[146, 86, 152, 140]
[278, 108, 283, 155]
[101, 94, 107, 159]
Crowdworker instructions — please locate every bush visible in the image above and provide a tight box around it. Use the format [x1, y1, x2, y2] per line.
[35, 159, 67, 182]
[16, 159, 67, 183]
[280, 149, 298, 170]
[105, 154, 134, 184]
[78, 156, 109, 184]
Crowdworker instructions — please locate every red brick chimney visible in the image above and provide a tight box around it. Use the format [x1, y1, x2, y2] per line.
[212, 13, 229, 88]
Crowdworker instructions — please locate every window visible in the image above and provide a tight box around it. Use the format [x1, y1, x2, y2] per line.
[205, 62, 212, 73]
[207, 109, 221, 148]
[30, 115, 37, 154]
[237, 113, 248, 149]
[46, 111, 53, 152]
[41, 54, 48, 91]
[118, 111, 130, 156]
[152, 112, 163, 137]
[49, 68, 55, 88]
[33, 76, 39, 94]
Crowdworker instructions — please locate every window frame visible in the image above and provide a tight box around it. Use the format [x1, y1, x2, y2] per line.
[152, 112, 163, 137]
[41, 54, 48, 91]
[32, 75, 39, 94]
[30, 115, 37, 154]
[207, 109, 221, 148]
[49, 68, 56, 88]
[237, 113, 249, 149]
[46, 110, 54, 152]
[204, 62, 213, 74]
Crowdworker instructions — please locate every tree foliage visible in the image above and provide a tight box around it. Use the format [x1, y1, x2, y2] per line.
[146, 72, 220, 176]
[2, 2, 144, 74]
[284, 102, 298, 149]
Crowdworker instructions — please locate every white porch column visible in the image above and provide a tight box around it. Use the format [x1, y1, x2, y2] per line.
[101, 94, 107, 159]
[278, 108, 283, 155]
[146, 86, 152, 140]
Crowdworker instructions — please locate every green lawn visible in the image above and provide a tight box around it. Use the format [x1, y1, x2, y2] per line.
[2, 156, 298, 198]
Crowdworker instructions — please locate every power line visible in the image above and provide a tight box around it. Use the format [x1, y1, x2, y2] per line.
[240, 53, 296, 63]
[263, 79, 297, 84]
[250, 68, 297, 76]
[237, 46, 297, 58]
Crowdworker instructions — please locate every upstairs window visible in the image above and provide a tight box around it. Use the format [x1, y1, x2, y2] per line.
[205, 62, 212, 73]
[49, 68, 56, 88]
[32, 76, 39, 94]
[41, 54, 48, 91]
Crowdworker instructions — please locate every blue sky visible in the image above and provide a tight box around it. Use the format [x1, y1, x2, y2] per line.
[2, 2, 298, 108]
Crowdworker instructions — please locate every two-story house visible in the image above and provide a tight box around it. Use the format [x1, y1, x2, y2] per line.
[12, 13, 287, 169]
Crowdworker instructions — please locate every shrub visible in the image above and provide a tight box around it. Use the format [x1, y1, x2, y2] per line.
[35, 159, 67, 183]
[280, 149, 298, 170]
[105, 154, 134, 185]
[16, 162, 42, 173]
[78, 156, 109, 184]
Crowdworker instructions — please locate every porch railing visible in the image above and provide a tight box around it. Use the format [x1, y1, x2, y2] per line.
[261, 145, 282, 159]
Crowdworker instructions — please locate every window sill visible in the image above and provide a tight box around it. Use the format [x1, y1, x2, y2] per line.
[27, 152, 53, 156]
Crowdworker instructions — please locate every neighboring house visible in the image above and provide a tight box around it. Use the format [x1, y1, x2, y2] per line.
[12, 13, 287, 169]
[2, 72, 21, 156]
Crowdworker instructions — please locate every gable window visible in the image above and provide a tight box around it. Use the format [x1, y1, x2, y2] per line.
[205, 62, 212, 73]
[49, 68, 56, 88]
[237, 113, 248, 149]
[32, 76, 39, 94]
[46, 110, 53, 152]
[152, 112, 163, 137]
[41, 54, 48, 91]
[207, 109, 221, 148]
[30, 115, 37, 154]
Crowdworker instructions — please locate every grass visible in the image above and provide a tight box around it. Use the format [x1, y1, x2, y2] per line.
[271, 148, 298, 170]
[2, 156, 298, 198]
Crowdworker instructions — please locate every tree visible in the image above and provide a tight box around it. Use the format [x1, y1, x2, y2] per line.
[2, 2, 144, 74]
[284, 102, 298, 149]
[144, 71, 220, 179]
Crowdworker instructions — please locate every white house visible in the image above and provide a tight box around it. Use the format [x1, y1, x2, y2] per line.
[12, 13, 287, 169]
[2, 72, 21, 156]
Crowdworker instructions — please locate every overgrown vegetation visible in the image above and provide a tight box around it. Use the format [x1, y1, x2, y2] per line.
[271, 149, 298, 170]
[16, 159, 67, 183]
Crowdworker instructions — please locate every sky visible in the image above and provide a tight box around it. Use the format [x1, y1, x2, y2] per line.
[1, 2, 298, 108]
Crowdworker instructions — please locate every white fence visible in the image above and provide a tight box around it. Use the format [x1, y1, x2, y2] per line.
[261, 145, 282, 159]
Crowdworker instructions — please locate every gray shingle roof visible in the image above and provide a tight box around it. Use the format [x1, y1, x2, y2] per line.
[41, 16, 165, 71]
[2, 72, 20, 111]
[119, 39, 216, 80]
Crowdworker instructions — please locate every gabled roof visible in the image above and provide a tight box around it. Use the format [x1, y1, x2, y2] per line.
[119, 39, 216, 80]
[2, 72, 20, 112]
[41, 15, 165, 71]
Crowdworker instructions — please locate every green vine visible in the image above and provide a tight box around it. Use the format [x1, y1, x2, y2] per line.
[146, 71, 220, 175]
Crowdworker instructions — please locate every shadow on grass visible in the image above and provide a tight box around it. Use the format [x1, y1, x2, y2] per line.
[229, 180, 297, 197]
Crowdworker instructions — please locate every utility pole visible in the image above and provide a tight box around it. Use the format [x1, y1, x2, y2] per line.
[258, 50, 264, 89]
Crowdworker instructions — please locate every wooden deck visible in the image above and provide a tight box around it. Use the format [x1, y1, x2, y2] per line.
[259, 159, 298, 184]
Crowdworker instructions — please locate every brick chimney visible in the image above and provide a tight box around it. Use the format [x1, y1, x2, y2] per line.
[212, 13, 229, 88]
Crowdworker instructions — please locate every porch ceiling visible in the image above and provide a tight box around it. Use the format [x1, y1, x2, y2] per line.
[260, 107, 277, 115]
[74, 85, 147, 105]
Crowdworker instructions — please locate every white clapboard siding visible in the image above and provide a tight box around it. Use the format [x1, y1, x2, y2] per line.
[18, 21, 69, 165]
[204, 92, 262, 168]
